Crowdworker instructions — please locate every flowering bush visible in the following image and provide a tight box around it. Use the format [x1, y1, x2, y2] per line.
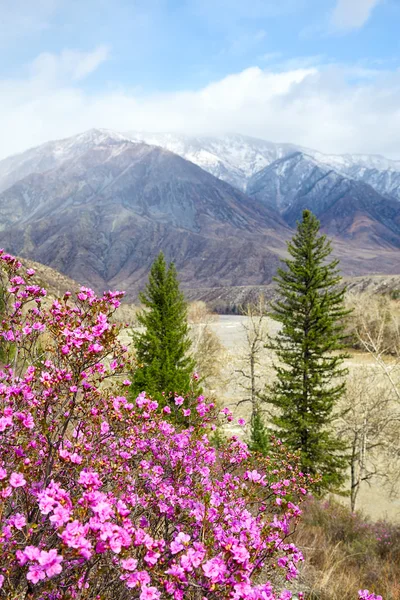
[0, 251, 369, 599]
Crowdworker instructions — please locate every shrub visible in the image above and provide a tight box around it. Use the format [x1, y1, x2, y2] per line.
[294, 499, 392, 600]
[0, 251, 312, 600]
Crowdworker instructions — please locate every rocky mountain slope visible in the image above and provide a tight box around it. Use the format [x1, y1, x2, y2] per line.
[1, 129, 400, 299]
[0, 135, 290, 297]
[247, 152, 400, 247]
[3, 129, 400, 201]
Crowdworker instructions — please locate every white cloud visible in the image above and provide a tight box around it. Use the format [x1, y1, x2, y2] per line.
[30, 46, 110, 84]
[1, 49, 400, 160]
[331, 0, 382, 30]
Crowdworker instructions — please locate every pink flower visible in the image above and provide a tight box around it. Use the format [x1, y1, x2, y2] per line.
[140, 586, 160, 600]
[0, 416, 12, 432]
[26, 268, 36, 276]
[10, 513, 26, 530]
[100, 421, 110, 435]
[88, 343, 103, 353]
[359, 591, 383, 600]
[22, 413, 34, 429]
[10, 472, 26, 488]
[144, 550, 160, 566]
[245, 470, 265, 485]
[22, 546, 41, 561]
[121, 558, 138, 571]
[183, 408, 191, 417]
[170, 532, 191, 554]
[202, 556, 227, 582]
[27, 565, 45, 584]
[70, 452, 82, 464]
[231, 544, 250, 564]
[163, 406, 171, 414]
[0, 574, 4, 588]
[238, 418, 246, 426]
[38, 549, 63, 578]
[49, 505, 71, 527]
[175, 396, 184, 406]
[78, 470, 102, 489]
[192, 372, 199, 381]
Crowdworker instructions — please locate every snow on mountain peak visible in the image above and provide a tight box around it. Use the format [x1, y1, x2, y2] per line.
[1, 128, 400, 202]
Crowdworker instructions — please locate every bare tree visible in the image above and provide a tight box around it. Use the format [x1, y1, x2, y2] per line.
[341, 292, 400, 507]
[338, 367, 400, 511]
[234, 295, 271, 421]
[188, 301, 227, 392]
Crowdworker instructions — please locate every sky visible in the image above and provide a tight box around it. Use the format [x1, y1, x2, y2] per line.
[0, 0, 399, 159]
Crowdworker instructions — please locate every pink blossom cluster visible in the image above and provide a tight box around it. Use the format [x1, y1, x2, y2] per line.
[359, 591, 383, 600]
[0, 251, 375, 599]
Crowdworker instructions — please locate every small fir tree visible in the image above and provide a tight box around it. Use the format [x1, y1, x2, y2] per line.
[266, 209, 349, 492]
[130, 252, 197, 404]
[248, 408, 270, 455]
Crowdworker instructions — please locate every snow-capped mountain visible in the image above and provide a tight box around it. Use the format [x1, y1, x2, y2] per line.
[125, 131, 400, 202]
[125, 132, 302, 191]
[2, 128, 400, 202]
[0, 129, 131, 193]
[247, 152, 400, 248]
[1, 128, 400, 294]
[0, 135, 289, 296]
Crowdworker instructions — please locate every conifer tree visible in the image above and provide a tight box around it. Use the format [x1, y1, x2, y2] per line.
[130, 252, 197, 403]
[267, 209, 349, 492]
[248, 408, 270, 455]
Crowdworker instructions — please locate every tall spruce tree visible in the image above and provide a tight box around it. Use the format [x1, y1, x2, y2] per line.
[267, 209, 349, 492]
[130, 252, 197, 403]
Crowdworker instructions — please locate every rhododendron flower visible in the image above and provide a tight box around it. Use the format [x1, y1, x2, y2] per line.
[88, 343, 104, 353]
[231, 543, 250, 564]
[174, 396, 184, 406]
[78, 470, 102, 489]
[359, 591, 383, 600]
[38, 549, 63, 578]
[170, 532, 191, 554]
[0, 416, 12, 432]
[140, 585, 161, 599]
[10, 513, 26, 530]
[27, 565, 46, 584]
[121, 558, 138, 571]
[101, 421, 110, 434]
[202, 556, 227, 582]
[9, 472, 26, 487]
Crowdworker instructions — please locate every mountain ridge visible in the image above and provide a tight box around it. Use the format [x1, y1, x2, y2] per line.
[1, 129, 400, 298]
